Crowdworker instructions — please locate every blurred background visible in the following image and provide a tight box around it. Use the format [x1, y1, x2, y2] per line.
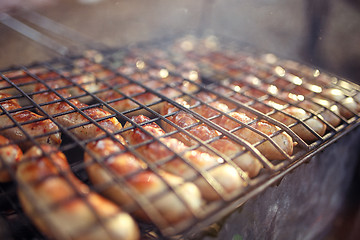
[0, 0, 359, 239]
[0, 0, 359, 84]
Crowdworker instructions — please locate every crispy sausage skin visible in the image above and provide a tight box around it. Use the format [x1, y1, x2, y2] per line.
[219, 78, 341, 131]
[96, 79, 179, 115]
[201, 88, 326, 142]
[122, 115, 245, 201]
[95, 70, 198, 116]
[1, 69, 99, 104]
[298, 97, 341, 128]
[251, 99, 327, 142]
[0, 135, 22, 182]
[161, 98, 263, 178]
[33, 84, 122, 139]
[216, 111, 293, 160]
[0, 93, 61, 150]
[189, 92, 293, 160]
[322, 88, 360, 119]
[253, 82, 342, 128]
[84, 135, 203, 226]
[17, 145, 139, 240]
[259, 79, 355, 122]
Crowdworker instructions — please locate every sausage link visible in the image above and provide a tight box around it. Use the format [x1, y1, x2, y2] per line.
[84, 135, 203, 227]
[254, 98, 327, 142]
[33, 83, 122, 139]
[0, 135, 22, 182]
[17, 145, 139, 240]
[0, 93, 61, 150]
[192, 92, 293, 160]
[122, 115, 245, 201]
[216, 84, 328, 142]
[219, 76, 341, 130]
[161, 98, 262, 178]
[1, 68, 99, 104]
[322, 88, 360, 119]
[96, 69, 198, 116]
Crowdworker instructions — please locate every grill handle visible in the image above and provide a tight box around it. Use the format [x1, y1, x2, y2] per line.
[0, 13, 69, 56]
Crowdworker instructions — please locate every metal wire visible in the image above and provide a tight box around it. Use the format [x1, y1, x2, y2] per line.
[0, 16, 359, 240]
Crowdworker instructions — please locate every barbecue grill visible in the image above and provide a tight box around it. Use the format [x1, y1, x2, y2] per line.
[0, 1, 359, 240]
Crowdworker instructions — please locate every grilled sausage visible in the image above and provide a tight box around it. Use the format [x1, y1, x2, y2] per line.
[269, 106, 326, 142]
[270, 78, 357, 121]
[322, 88, 360, 118]
[259, 81, 342, 128]
[1, 68, 99, 104]
[191, 92, 293, 160]
[245, 80, 334, 130]
[84, 135, 203, 226]
[0, 135, 22, 182]
[161, 98, 263, 178]
[122, 115, 245, 201]
[217, 82, 328, 141]
[217, 111, 293, 160]
[0, 93, 61, 150]
[17, 145, 139, 240]
[96, 68, 198, 116]
[272, 59, 360, 118]
[259, 80, 342, 127]
[33, 83, 122, 140]
[0, 70, 59, 98]
[297, 98, 341, 128]
[249, 99, 327, 142]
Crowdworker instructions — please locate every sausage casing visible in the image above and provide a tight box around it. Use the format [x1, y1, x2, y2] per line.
[191, 92, 293, 160]
[0, 135, 22, 182]
[33, 84, 122, 139]
[85, 135, 203, 227]
[122, 115, 245, 201]
[161, 98, 263, 178]
[0, 93, 61, 150]
[17, 145, 139, 240]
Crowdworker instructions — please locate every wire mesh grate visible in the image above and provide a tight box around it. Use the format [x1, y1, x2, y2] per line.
[0, 35, 359, 240]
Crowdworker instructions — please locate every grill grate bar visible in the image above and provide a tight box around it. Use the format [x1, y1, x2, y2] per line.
[241, 54, 360, 121]
[116, 76, 274, 169]
[37, 59, 230, 236]
[120, 43, 312, 150]
[36, 62, 208, 232]
[207, 79, 327, 143]
[181, 63, 322, 148]
[0, 71, 146, 240]
[113, 52, 297, 168]
[77, 61, 248, 192]
[2, 62, 197, 237]
[0, 25, 359, 239]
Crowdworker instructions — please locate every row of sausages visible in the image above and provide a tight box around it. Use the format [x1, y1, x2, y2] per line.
[0, 48, 359, 240]
[0, 71, 268, 239]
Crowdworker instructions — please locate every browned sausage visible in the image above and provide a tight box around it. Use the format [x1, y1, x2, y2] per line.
[191, 92, 293, 160]
[0, 135, 22, 182]
[96, 68, 198, 116]
[0, 93, 61, 150]
[84, 135, 203, 227]
[122, 115, 245, 201]
[33, 83, 122, 140]
[17, 144, 139, 240]
[1, 67, 98, 104]
[161, 98, 263, 178]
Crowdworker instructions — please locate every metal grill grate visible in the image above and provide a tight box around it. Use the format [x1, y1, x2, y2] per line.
[0, 30, 359, 240]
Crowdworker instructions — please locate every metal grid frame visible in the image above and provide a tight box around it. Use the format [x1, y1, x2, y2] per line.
[0, 27, 359, 240]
